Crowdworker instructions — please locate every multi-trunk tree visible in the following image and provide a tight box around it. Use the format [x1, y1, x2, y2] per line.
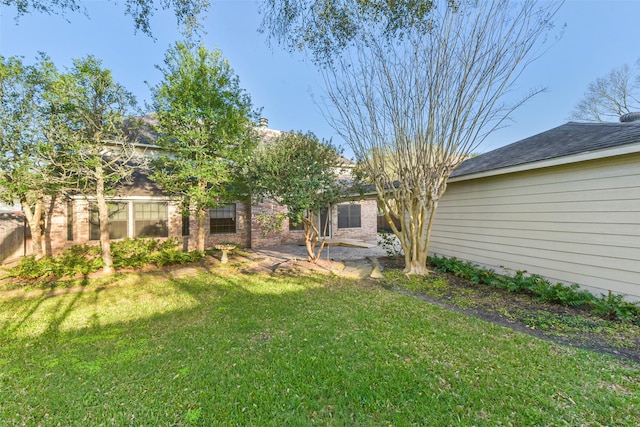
[0, 54, 61, 257]
[246, 131, 345, 262]
[319, 0, 562, 275]
[45, 56, 141, 273]
[150, 42, 258, 251]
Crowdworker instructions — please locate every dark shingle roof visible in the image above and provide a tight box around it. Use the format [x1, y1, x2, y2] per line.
[124, 115, 162, 146]
[117, 167, 167, 197]
[452, 121, 640, 177]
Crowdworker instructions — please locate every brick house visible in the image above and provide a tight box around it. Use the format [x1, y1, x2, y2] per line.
[36, 124, 379, 257]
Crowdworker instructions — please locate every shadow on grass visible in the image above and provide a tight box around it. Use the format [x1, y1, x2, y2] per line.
[1, 276, 91, 337]
[2, 270, 639, 426]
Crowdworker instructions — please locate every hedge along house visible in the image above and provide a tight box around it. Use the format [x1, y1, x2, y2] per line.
[429, 115, 640, 300]
[38, 119, 379, 258]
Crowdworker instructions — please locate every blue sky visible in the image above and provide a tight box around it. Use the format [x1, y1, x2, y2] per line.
[1, 0, 640, 157]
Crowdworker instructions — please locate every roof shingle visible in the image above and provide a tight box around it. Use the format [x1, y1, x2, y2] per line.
[452, 121, 640, 177]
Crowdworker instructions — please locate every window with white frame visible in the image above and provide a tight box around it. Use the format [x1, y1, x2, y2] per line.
[89, 202, 128, 240]
[134, 202, 168, 238]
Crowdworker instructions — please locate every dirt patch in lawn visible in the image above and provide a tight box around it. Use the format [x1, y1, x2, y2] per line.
[377, 257, 640, 365]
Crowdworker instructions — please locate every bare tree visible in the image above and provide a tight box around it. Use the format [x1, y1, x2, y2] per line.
[570, 59, 640, 122]
[322, 0, 562, 275]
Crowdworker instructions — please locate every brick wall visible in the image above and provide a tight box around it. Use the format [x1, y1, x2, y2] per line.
[332, 199, 378, 241]
[205, 201, 252, 248]
[250, 200, 287, 247]
[29, 196, 379, 258]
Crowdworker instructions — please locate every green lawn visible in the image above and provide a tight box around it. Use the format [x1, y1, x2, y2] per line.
[1, 270, 638, 426]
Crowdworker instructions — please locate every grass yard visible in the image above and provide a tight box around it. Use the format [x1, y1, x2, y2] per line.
[0, 269, 639, 426]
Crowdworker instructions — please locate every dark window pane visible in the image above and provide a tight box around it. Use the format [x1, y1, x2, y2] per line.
[67, 200, 74, 241]
[289, 218, 304, 231]
[90, 202, 129, 240]
[210, 204, 236, 234]
[182, 214, 190, 236]
[338, 203, 361, 229]
[134, 202, 168, 238]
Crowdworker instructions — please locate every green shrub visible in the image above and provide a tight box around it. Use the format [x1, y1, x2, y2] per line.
[534, 282, 594, 307]
[111, 238, 204, 268]
[591, 291, 640, 323]
[54, 244, 104, 276]
[111, 238, 159, 269]
[4, 238, 203, 283]
[4, 245, 105, 280]
[3, 255, 56, 279]
[150, 247, 204, 267]
[428, 255, 636, 323]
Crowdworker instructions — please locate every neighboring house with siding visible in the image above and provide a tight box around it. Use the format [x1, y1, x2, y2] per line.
[23, 122, 378, 258]
[429, 119, 640, 300]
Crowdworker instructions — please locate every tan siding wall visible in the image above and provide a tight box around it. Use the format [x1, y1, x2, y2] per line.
[430, 153, 640, 299]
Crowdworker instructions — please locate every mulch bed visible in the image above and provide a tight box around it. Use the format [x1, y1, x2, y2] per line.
[377, 257, 640, 365]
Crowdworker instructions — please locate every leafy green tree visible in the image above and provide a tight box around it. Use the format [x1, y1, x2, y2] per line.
[46, 56, 141, 273]
[246, 131, 345, 262]
[0, 54, 59, 257]
[260, 0, 437, 64]
[150, 42, 258, 251]
[3, 0, 207, 36]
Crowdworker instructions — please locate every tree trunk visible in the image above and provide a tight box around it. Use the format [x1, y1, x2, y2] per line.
[95, 173, 113, 274]
[22, 199, 44, 258]
[400, 201, 433, 276]
[196, 207, 206, 252]
[403, 251, 430, 275]
[43, 195, 57, 257]
[303, 215, 328, 263]
[304, 234, 315, 262]
[303, 220, 317, 262]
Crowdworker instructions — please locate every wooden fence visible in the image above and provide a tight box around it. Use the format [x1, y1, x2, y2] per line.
[0, 213, 26, 263]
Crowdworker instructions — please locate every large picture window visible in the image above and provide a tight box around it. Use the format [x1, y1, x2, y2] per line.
[90, 202, 128, 240]
[338, 203, 361, 229]
[210, 204, 236, 234]
[134, 202, 168, 238]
